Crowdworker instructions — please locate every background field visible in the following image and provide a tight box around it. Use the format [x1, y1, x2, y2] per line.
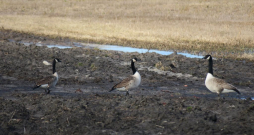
[0, 0, 254, 57]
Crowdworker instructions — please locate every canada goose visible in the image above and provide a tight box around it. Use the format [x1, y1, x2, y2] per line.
[202, 55, 240, 97]
[109, 58, 141, 95]
[33, 58, 61, 94]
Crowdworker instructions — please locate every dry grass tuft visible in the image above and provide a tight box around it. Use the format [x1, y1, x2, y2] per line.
[155, 61, 170, 71]
[237, 53, 254, 61]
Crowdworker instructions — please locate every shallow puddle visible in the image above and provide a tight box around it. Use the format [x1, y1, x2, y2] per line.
[240, 97, 254, 100]
[16, 40, 203, 58]
[46, 45, 72, 49]
[74, 43, 203, 58]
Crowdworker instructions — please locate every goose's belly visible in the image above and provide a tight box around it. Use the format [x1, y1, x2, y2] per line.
[130, 72, 141, 89]
[40, 84, 49, 89]
[50, 78, 58, 88]
[115, 87, 127, 91]
[205, 83, 217, 93]
[132, 78, 141, 88]
[205, 79, 218, 93]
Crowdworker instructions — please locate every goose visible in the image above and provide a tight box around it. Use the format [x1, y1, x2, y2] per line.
[109, 58, 141, 96]
[33, 58, 61, 94]
[202, 55, 240, 97]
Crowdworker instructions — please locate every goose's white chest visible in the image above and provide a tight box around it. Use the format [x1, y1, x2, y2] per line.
[51, 72, 59, 87]
[205, 73, 218, 93]
[131, 71, 141, 88]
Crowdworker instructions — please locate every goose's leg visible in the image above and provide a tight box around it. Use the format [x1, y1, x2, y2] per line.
[47, 89, 51, 94]
[126, 91, 129, 96]
[217, 93, 221, 100]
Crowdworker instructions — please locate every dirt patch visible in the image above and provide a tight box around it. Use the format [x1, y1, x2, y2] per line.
[0, 30, 254, 134]
[1, 93, 254, 135]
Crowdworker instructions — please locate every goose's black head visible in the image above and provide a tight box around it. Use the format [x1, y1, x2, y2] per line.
[54, 58, 61, 63]
[202, 55, 212, 60]
[131, 58, 140, 74]
[132, 58, 138, 63]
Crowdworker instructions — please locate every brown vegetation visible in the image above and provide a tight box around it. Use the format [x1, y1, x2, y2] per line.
[0, 0, 254, 56]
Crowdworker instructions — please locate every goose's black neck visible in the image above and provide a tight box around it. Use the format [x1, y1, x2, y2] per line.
[208, 56, 213, 75]
[52, 60, 56, 74]
[131, 61, 136, 74]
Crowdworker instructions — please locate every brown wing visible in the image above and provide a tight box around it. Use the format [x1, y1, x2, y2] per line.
[214, 78, 240, 94]
[110, 76, 134, 91]
[36, 76, 56, 86]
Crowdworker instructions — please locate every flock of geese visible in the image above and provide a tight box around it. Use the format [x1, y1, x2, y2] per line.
[33, 55, 241, 97]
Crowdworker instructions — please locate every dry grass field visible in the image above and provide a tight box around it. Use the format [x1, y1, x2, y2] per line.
[0, 0, 254, 57]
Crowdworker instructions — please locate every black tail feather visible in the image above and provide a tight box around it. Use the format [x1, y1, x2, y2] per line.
[235, 89, 241, 95]
[109, 87, 115, 92]
[109, 83, 119, 92]
[33, 85, 40, 90]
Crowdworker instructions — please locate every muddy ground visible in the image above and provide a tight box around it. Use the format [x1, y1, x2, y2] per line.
[0, 29, 254, 134]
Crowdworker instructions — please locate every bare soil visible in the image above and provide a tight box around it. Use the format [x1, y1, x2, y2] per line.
[0, 29, 254, 135]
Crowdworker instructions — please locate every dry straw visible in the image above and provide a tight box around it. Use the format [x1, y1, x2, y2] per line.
[0, 0, 254, 58]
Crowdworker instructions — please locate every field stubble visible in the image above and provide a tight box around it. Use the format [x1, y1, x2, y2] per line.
[0, 0, 254, 58]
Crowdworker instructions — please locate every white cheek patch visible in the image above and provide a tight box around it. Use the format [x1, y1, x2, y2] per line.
[132, 59, 136, 62]
[207, 56, 210, 60]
